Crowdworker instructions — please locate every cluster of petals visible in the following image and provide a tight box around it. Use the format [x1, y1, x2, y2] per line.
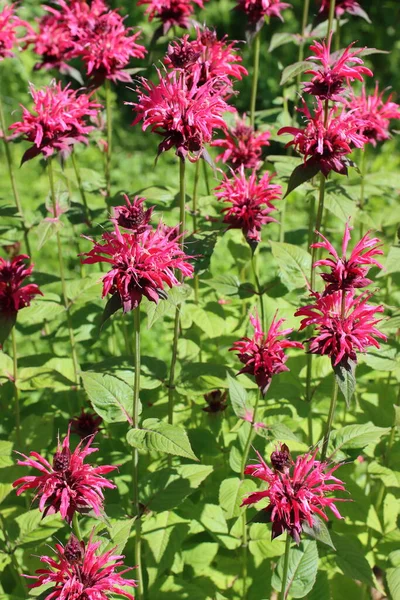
[346, 84, 400, 146]
[112, 194, 154, 234]
[295, 290, 386, 367]
[138, 0, 207, 34]
[33, 0, 146, 83]
[242, 447, 346, 543]
[0, 2, 33, 61]
[215, 166, 282, 242]
[0, 254, 42, 317]
[131, 69, 232, 161]
[81, 222, 193, 312]
[9, 81, 101, 163]
[165, 27, 247, 90]
[13, 427, 117, 524]
[26, 534, 137, 599]
[278, 100, 367, 176]
[303, 34, 373, 102]
[318, 0, 370, 21]
[312, 223, 383, 295]
[212, 113, 270, 169]
[236, 0, 292, 27]
[230, 313, 303, 395]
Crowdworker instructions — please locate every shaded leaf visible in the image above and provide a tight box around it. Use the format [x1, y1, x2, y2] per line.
[280, 60, 310, 86]
[334, 358, 356, 407]
[283, 162, 320, 198]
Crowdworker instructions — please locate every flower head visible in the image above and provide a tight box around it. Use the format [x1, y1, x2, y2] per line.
[242, 447, 346, 543]
[278, 100, 367, 176]
[318, 0, 370, 22]
[312, 223, 383, 295]
[212, 113, 270, 169]
[26, 533, 137, 599]
[131, 68, 232, 161]
[0, 3, 32, 61]
[0, 254, 42, 317]
[10, 81, 101, 163]
[32, 3, 76, 72]
[138, 0, 207, 34]
[81, 222, 193, 313]
[13, 427, 116, 524]
[346, 84, 400, 146]
[230, 312, 303, 395]
[112, 195, 154, 234]
[295, 290, 386, 367]
[303, 34, 372, 101]
[70, 409, 103, 439]
[165, 27, 247, 89]
[215, 167, 281, 243]
[203, 390, 228, 413]
[236, 0, 291, 26]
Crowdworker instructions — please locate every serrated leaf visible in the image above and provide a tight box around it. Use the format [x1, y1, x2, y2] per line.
[100, 519, 135, 554]
[219, 477, 256, 519]
[81, 371, 133, 424]
[283, 162, 320, 198]
[331, 532, 374, 587]
[387, 567, 400, 600]
[14, 511, 62, 546]
[227, 373, 248, 419]
[191, 305, 225, 338]
[334, 358, 356, 407]
[302, 515, 335, 549]
[329, 423, 390, 459]
[269, 32, 296, 52]
[272, 540, 319, 598]
[270, 241, 311, 291]
[127, 418, 198, 461]
[280, 60, 310, 86]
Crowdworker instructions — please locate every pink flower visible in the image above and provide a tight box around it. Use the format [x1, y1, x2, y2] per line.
[13, 427, 117, 524]
[32, 3, 76, 72]
[0, 3, 32, 61]
[278, 100, 367, 176]
[318, 0, 370, 22]
[81, 222, 193, 312]
[0, 255, 42, 317]
[236, 0, 291, 27]
[295, 290, 386, 367]
[70, 409, 103, 439]
[215, 166, 282, 243]
[212, 113, 270, 169]
[112, 195, 154, 234]
[130, 68, 232, 161]
[165, 27, 247, 90]
[25, 533, 137, 599]
[138, 0, 207, 35]
[346, 84, 400, 146]
[312, 223, 383, 295]
[230, 313, 304, 395]
[9, 81, 101, 163]
[303, 34, 373, 101]
[242, 447, 346, 543]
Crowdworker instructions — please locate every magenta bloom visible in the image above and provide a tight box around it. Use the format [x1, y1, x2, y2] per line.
[26, 533, 137, 599]
[166, 27, 247, 89]
[81, 222, 193, 312]
[0, 3, 32, 61]
[295, 291, 386, 367]
[112, 195, 154, 234]
[131, 69, 232, 161]
[212, 113, 270, 169]
[32, 3, 77, 72]
[242, 447, 346, 543]
[346, 84, 400, 146]
[138, 0, 207, 34]
[0, 255, 42, 317]
[13, 427, 116, 524]
[70, 409, 103, 439]
[318, 0, 370, 21]
[230, 313, 304, 395]
[215, 166, 282, 243]
[236, 0, 291, 28]
[10, 81, 101, 164]
[312, 223, 383, 295]
[278, 100, 367, 176]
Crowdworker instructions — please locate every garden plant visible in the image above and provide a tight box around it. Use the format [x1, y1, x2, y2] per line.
[0, 0, 399, 598]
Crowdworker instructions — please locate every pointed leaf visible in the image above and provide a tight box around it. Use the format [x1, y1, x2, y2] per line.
[272, 540, 319, 598]
[0, 311, 16, 348]
[334, 358, 356, 407]
[227, 373, 249, 419]
[280, 60, 310, 86]
[301, 515, 335, 549]
[127, 418, 198, 461]
[100, 294, 122, 329]
[283, 162, 320, 198]
[270, 240, 311, 291]
[81, 371, 133, 424]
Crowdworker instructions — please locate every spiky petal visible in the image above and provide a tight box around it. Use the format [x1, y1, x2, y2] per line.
[0, 255, 42, 316]
[212, 113, 270, 170]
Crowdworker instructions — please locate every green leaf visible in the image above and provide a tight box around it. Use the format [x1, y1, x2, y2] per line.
[35, 219, 62, 250]
[185, 232, 219, 275]
[329, 423, 390, 459]
[14, 511, 62, 546]
[272, 540, 319, 598]
[81, 371, 134, 424]
[270, 241, 311, 291]
[227, 373, 249, 419]
[306, 571, 331, 600]
[219, 477, 256, 519]
[146, 285, 192, 328]
[191, 305, 226, 338]
[100, 518, 135, 554]
[126, 418, 198, 461]
[382, 246, 400, 276]
[334, 358, 356, 407]
[331, 532, 374, 587]
[269, 32, 296, 52]
[283, 162, 320, 198]
[387, 567, 400, 600]
[0, 441, 13, 468]
[100, 294, 122, 329]
[0, 311, 16, 347]
[301, 515, 335, 549]
[280, 60, 310, 86]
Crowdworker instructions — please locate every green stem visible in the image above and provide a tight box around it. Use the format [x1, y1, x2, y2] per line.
[11, 328, 21, 448]
[48, 159, 80, 385]
[250, 252, 265, 332]
[321, 376, 339, 461]
[296, 0, 310, 88]
[105, 80, 112, 198]
[240, 391, 261, 478]
[132, 308, 143, 600]
[250, 31, 261, 128]
[359, 148, 367, 238]
[0, 92, 31, 255]
[192, 161, 200, 304]
[202, 159, 210, 195]
[327, 0, 336, 35]
[280, 533, 291, 600]
[279, 199, 286, 243]
[72, 513, 82, 541]
[167, 160, 186, 425]
[310, 173, 326, 291]
[335, 16, 341, 50]
[71, 151, 91, 226]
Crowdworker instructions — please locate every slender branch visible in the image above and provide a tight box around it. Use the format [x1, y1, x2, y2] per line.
[327, 0, 336, 35]
[310, 173, 326, 291]
[279, 533, 291, 600]
[296, 0, 310, 86]
[192, 160, 200, 304]
[72, 513, 82, 541]
[321, 375, 339, 461]
[359, 147, 367, 238]
[250, 252, 265, 332]
[250, 31, 261, 128]
[132, 308, 143, 600]
[11, 328, 21, 448]
[105, 80, 112, 199]
[71, 151, 91, 226]
[202, 159, 210, 195]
